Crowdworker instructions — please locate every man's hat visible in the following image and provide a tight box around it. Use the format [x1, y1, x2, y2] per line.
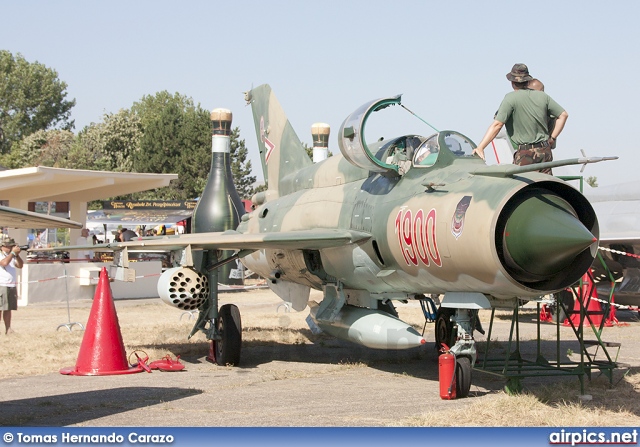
[0, 234, 16, 246]
[506, 63, 533, 83]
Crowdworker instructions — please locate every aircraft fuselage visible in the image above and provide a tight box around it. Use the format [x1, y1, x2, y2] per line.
[240, 150, 597, 303]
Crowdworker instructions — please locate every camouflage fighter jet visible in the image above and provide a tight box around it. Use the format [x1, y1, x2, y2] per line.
[59, 85, 611, 397]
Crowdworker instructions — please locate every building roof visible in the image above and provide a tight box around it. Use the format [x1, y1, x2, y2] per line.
[0, 166, 178, 202]
[0, 206, 82, 229]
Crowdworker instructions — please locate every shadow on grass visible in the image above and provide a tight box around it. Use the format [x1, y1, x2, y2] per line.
[128, 310, 640, 414]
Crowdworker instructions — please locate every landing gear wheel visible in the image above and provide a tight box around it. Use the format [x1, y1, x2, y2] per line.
[214, 304, 242, 366]
[456, 356, 472, 398]
[551, 289, 574, 323]
[435, 307, 456, 350]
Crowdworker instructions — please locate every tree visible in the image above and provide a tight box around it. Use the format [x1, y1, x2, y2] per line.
[304, 142, 332, 161]
[0, 129, 75, 168]
[0, 51, 75, 153]
[230, 127, 256, 199]
[129, 92, 263, 201]
[130, 91, 210, 200]
[586, 176, 598, 188]
[76, 109, 142, 172]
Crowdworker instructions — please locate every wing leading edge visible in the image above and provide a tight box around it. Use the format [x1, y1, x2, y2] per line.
[33, 229, 371, 252]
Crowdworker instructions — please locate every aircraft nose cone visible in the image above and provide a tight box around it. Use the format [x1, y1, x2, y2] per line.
[502, 194, 597, 280]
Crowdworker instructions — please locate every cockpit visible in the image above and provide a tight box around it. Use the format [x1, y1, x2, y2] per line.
[338, 94, 477, 175]
[412, 131, 476, 167]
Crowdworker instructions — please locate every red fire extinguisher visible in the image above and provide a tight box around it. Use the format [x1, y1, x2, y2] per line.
[439, 343, 456, 400]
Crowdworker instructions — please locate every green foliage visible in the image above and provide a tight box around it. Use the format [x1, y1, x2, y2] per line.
[230, 127, 256, 199]
[0, 51, 274, 203]
[303, 142, 332, 160]
[0, 50, 75, 153]
[586, 176, 598, 188]
[130, 91, 210, 200]
[0, 129, 75, 168]
[304, 142, 313, 160]
[77, 109, 142, 172]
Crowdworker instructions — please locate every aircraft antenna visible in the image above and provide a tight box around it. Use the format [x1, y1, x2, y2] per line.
[400, 104, 439, 133]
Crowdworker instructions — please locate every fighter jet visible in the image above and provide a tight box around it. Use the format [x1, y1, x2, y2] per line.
[59, 85, 610, 397]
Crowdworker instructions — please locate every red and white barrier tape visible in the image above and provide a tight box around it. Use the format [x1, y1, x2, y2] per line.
[6, 273, 161, 287]
[599, 246, 640, 259]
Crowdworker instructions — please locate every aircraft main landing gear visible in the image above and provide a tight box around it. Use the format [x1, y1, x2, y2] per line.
[435, 307, 456, 350]
[212, 303, 242, 366]
[455, 356, 472, 398]
[199, 251, 243, 367]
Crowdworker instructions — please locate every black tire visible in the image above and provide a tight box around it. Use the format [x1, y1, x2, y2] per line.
[551, 289, 574, 323]
[456, 356, 472, 398]
[435, 307, 456, 350]
[215, 304, 242, 366]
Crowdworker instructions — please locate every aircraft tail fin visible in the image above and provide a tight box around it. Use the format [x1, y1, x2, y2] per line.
[245, 84, 312, 196]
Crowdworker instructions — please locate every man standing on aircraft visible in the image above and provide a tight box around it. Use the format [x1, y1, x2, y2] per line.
[472, 64, 568, 174]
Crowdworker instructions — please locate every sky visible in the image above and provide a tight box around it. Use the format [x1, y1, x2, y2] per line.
[1, 0, 637, 187]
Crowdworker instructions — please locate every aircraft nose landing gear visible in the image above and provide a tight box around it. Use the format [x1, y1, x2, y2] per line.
[434, 307, 477, 398]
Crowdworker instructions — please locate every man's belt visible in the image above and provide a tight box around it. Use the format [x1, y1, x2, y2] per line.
[517, 141, 549, 151]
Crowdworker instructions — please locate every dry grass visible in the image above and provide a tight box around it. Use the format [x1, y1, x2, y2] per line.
[0, 299, 199, 378]
[404, 374, 640, 426]
[0, 289, 318, 378]
[3, 289, 640, 426]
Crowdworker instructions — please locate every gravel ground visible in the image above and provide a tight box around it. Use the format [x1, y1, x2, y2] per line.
[0, 289, 638, 427]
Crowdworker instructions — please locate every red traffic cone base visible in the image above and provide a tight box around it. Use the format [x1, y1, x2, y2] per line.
[565, 272, 611, 328]
[61, 267, 142, 375]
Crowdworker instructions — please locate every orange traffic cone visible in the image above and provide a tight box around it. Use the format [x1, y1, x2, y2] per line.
[565, 271, 611, 328]
[61, 267, 143, 375]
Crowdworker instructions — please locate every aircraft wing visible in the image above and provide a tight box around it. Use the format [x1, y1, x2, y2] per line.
[585, 182, 640, 243]
[591, 200, 640, 243]
[32, 229, 371, 252]
[0, 206, 83, 229]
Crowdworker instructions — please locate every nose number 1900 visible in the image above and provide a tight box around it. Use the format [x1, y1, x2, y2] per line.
[395, 208, 442, 268]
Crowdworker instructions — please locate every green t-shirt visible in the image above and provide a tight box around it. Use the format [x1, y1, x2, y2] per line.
[495, 90, 565, 145]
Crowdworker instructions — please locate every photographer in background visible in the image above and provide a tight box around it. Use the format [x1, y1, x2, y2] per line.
[0, 234, 23, 334]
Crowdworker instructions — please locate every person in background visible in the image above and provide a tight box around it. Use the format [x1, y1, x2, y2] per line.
[527, 78, 557, 148]
[0, 235, 23, 334]
[119, 227, 138, 242]
[528, 78, 545, 92]
[76, 228, 93, 260]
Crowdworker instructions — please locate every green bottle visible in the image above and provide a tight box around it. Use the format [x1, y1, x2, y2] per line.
[192, 108, 245, 285]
